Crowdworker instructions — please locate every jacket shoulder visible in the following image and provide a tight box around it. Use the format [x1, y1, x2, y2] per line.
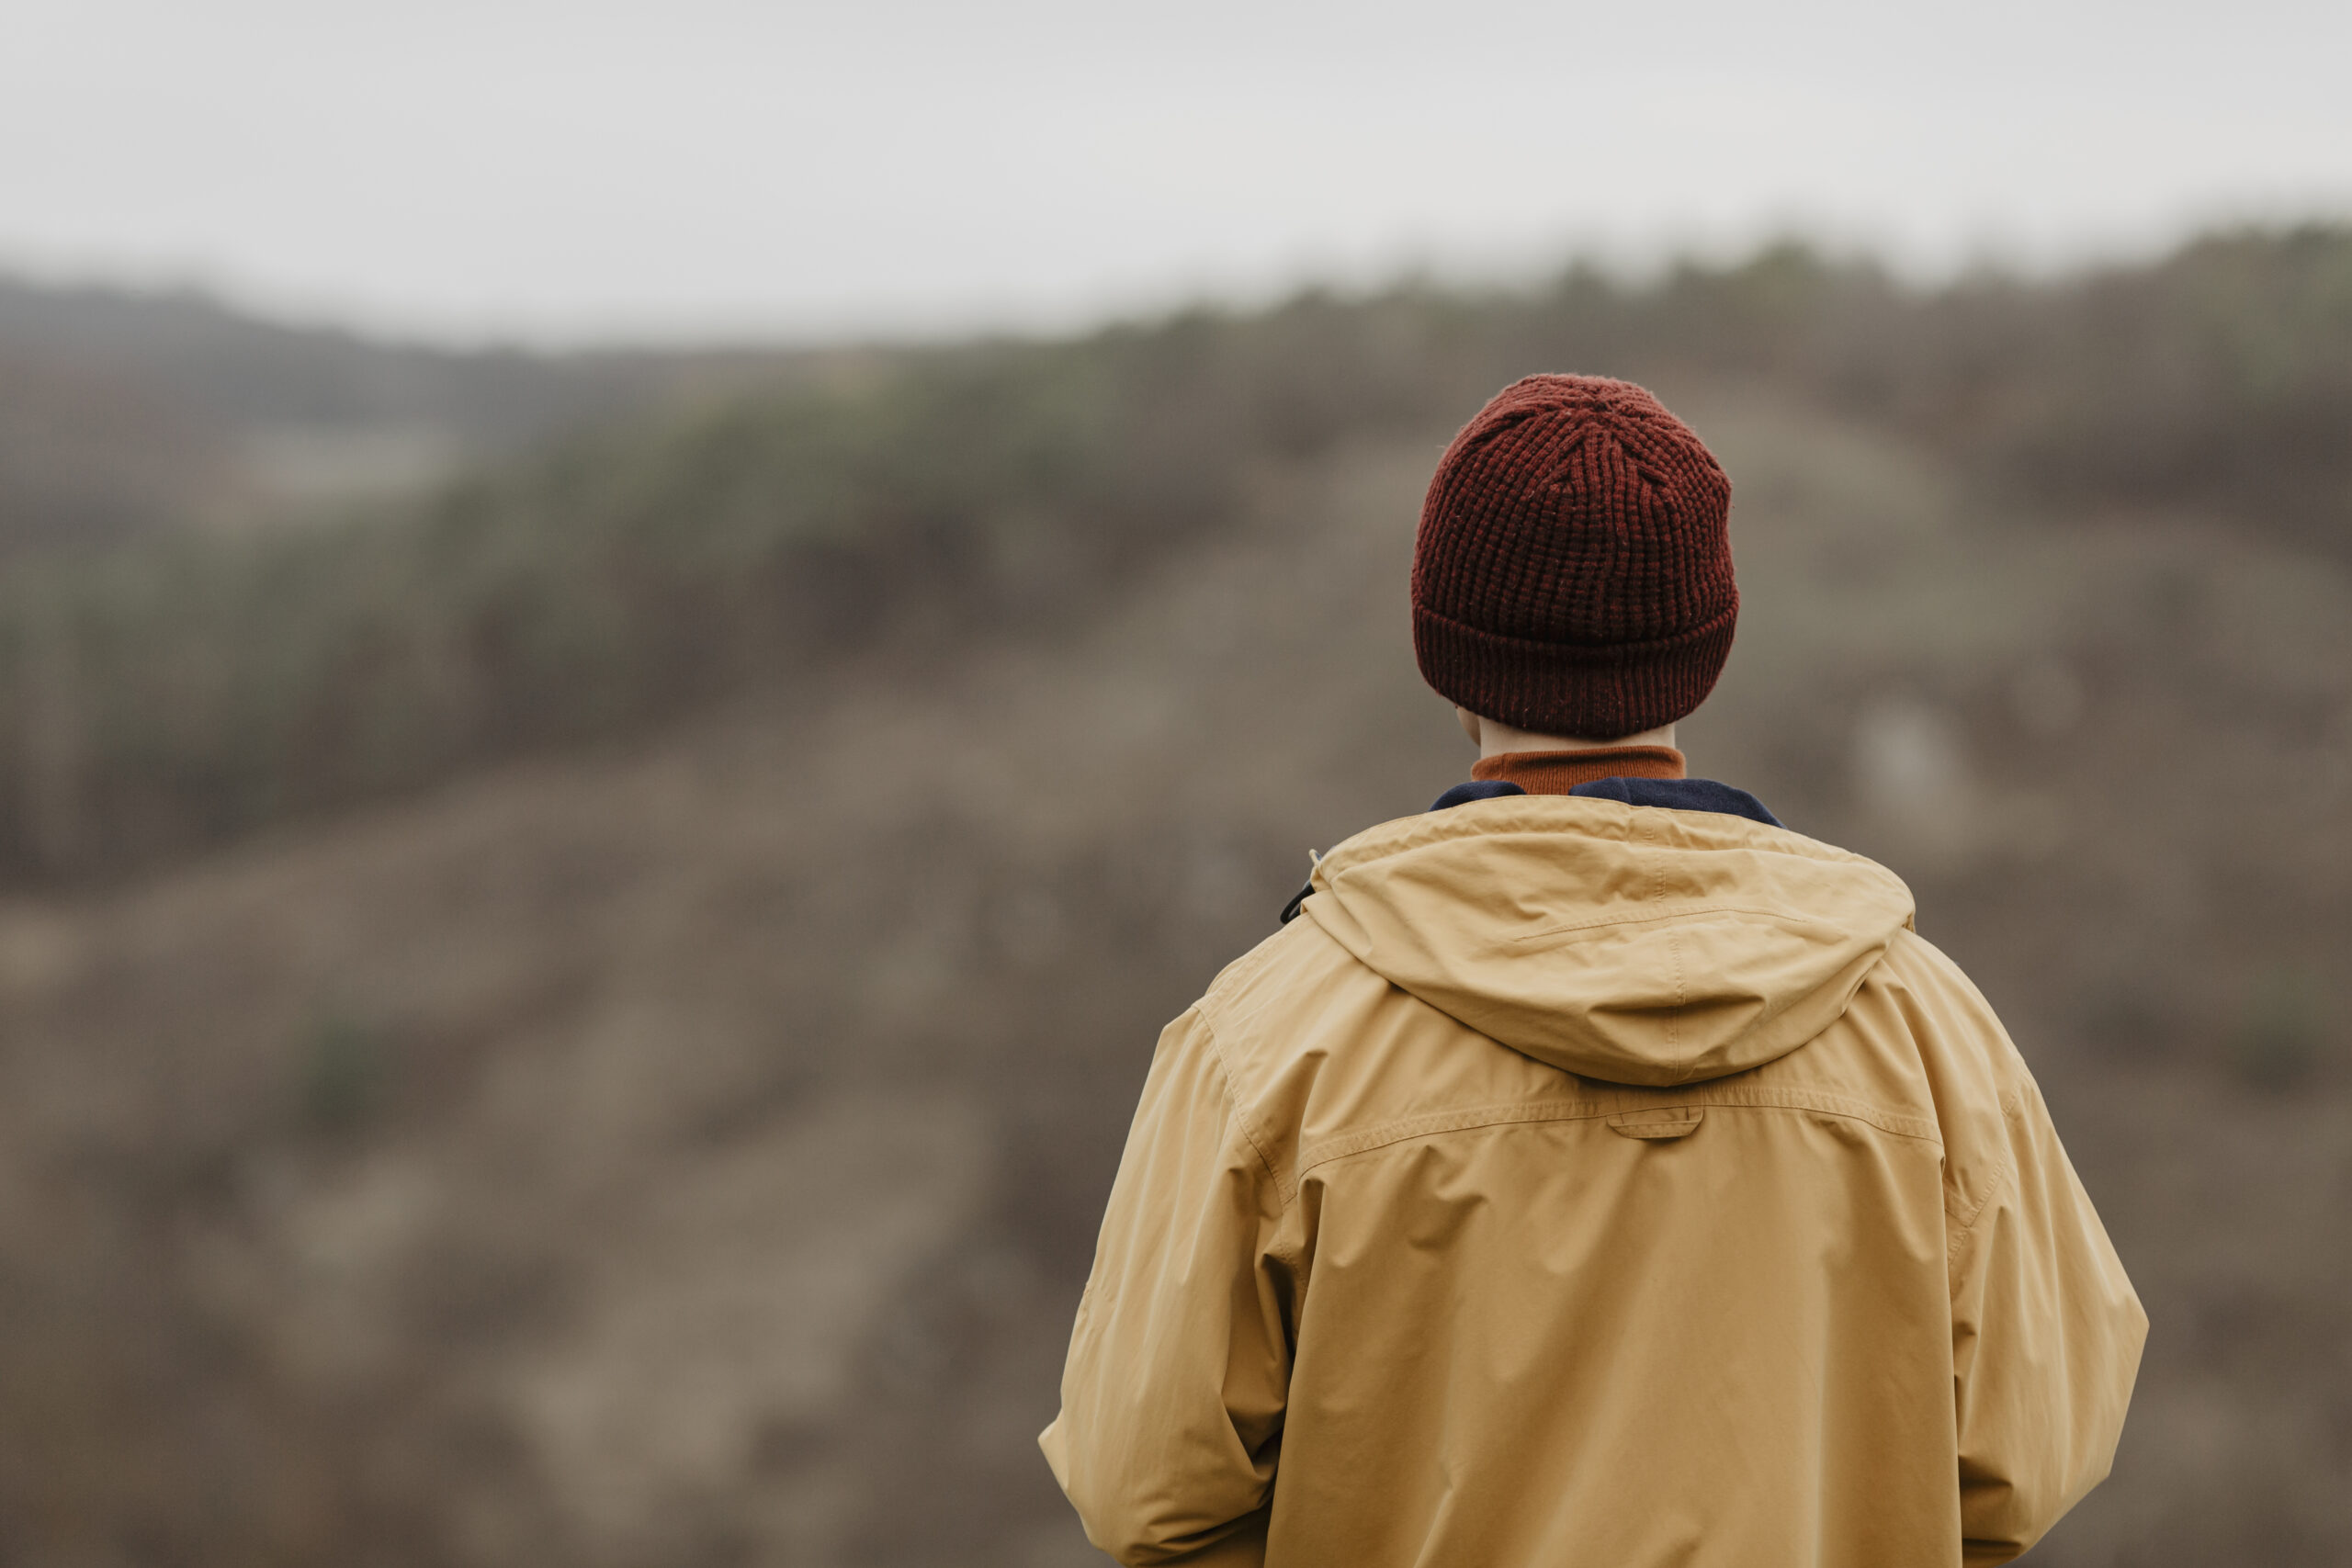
[1872, 930, 2030, 1083]
[1194, 914, 1388, 1088]
[1866, 929, 2038, 1229]
[1181, 913, 1453, 1204]
[1189, 910, 1594, 1202]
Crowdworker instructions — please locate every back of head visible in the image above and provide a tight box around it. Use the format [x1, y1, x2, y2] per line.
[1412, 374, 1736, 739]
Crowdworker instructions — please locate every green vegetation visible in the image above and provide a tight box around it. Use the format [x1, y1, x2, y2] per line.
[301, 1010, 389, 1132]
[2233, 964, 2335, 1092]
[1, 224, 2346, 885]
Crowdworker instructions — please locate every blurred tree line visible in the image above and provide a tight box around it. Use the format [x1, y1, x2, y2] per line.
[0, 223, 2345, 886]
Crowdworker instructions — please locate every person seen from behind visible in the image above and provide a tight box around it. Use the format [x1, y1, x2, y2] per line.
[1040, 374, 2145, 1566]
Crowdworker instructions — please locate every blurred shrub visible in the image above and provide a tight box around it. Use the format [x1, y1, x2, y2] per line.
[303, 1010, 389, 1133]
[1902, 227, 2352, 552]
[2233, 966, 2335, 1093]
[0, 224, 2345, 886]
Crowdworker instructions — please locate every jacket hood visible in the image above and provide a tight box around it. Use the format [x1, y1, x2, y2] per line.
[1301, 796, 1915, 1087]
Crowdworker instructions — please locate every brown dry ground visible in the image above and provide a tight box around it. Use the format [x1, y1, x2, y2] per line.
[1, 384, 2347, 1565]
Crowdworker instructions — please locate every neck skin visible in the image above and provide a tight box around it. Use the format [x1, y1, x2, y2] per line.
[1456, 707, 1678, 759]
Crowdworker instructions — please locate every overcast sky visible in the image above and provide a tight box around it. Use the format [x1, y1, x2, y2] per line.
[5, 0, 2349, 344]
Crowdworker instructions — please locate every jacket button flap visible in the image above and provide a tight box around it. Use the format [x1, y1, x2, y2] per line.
[1606, 1106, 1705, 1140]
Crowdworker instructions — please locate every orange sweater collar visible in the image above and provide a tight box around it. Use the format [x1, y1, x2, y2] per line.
[1469, 746, 1688, 795]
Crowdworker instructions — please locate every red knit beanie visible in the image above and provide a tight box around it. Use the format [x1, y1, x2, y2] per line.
[1412, 374, 1736, 739]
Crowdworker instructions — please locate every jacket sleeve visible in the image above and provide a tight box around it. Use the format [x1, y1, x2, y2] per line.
[1950, 1065, 2148, 1565]
[1038, 1008, 1295, 1566]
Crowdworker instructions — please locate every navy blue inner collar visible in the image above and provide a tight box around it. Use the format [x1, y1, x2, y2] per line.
[1430, 775, 1781, 827]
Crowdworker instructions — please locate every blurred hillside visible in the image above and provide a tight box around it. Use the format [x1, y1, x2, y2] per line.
[0, 228, 2346, 1566]
[0, 275, 820, 548]
[5, 225, 2350, 888]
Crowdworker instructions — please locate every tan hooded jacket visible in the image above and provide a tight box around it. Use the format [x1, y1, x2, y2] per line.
[1041, 795, 2144, 1567]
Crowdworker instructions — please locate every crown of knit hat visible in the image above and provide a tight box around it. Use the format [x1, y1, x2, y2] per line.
[1412, 374, 1736, 739]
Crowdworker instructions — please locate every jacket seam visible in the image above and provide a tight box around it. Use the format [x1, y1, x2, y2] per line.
[1299, 1087, 1942, 1175]
[1945, 1084, 2024, 1263]
[1195, 1009, 1297, 1210]
[1502, 902, 1864, 941]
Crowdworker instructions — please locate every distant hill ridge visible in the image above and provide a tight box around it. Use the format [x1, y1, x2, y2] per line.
[0, 274, 821, 547]
[0, 273, 792, 437]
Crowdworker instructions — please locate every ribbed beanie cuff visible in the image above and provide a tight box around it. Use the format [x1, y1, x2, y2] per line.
[1413, 599, 1736, 739]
